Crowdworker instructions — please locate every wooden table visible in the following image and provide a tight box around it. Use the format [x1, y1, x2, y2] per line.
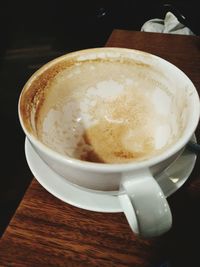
[0, 30, 200, 267]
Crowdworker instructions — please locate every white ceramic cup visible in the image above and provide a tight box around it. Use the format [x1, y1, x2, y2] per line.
[18, 48, 200, 237]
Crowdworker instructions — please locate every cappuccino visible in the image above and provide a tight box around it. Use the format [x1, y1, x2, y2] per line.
[21, 50, 186, 163]
[19, 48, 199, 238]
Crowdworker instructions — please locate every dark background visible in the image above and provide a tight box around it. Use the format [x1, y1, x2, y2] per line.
[0, 0, 199, 236]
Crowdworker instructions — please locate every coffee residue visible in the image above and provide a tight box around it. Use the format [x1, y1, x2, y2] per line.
[74, 86, 157, 163]
[34, 58, 177, 164]
[78, 119, 155, 163]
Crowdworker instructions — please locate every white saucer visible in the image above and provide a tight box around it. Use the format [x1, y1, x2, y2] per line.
[25, 137, 196, 213]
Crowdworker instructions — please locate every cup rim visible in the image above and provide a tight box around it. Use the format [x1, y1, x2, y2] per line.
[18, 47, 200, 173]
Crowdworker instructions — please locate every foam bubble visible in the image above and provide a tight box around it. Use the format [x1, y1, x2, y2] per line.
[154, 124, 171, 149]
[152, 88, 172, 116]
[87, 80, 124, 99]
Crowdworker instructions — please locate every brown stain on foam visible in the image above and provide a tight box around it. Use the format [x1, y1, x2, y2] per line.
[80, 120, 155, 163]
[19, 59, 76, 134]
[19, 53, 152, 136]
[78, 87, 156, 163]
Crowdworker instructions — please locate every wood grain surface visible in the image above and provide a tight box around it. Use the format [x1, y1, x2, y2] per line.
[0, 30, 200, 267]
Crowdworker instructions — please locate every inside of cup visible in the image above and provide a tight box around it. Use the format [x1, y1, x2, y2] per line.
[19, 49, 198, 163]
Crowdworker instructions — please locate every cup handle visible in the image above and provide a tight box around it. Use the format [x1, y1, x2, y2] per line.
[118, 168, 172, 237]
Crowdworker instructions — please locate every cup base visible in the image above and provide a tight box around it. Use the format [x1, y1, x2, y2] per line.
[25, 137, 196, 213]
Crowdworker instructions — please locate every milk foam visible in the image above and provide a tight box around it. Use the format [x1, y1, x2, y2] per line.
[36, 59, 182, 163]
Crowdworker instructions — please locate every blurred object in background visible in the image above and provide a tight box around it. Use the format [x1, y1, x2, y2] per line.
[141, 12, 194, 35]
[161, 1, 199, 35]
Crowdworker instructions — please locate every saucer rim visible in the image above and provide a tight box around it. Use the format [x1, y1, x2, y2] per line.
[25, 137, 196, 213]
